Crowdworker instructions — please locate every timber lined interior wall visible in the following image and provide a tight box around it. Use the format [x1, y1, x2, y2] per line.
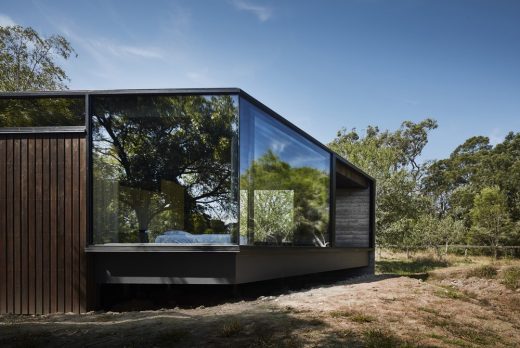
[0, 133, 87, 314]
[335, 188, 370, 248]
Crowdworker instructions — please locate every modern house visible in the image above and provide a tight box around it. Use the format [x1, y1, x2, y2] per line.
[0, 88, 375, 314]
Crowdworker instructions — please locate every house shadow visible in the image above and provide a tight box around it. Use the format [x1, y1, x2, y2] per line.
[100, 266, 394, 312]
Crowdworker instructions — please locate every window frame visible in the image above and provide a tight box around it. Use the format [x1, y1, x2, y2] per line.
[0, 94, 88, 132]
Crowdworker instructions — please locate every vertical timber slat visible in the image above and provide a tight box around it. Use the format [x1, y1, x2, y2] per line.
[28, 139, 35, 314]
[79, 138, 87, 312]
[64, 138, 72, 313]
[42, 138, 50, 314]
[35, 138, 43, 314]
[50, 137, 57, 313]
[0, 140, 6, 313]
[21, 139, 28, 314]
[6, 139, 14, 313]
[13, 138, 21, 314]
[57, 137, 65, 313]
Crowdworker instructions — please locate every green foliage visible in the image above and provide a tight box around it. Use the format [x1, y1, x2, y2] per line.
[0, 97, 84, 127]
[470, 187, 512, 258]
[423, 132, 520, 249]
[0, 25, 76, 91]
[329, 119, 438, 249]
[240, 150, 329, 246]
[376, 256, 450, 276]
[414, 214, 465, 257]
[466, 264, 497, 279]
[93, 95, 238, 242]
[331, 117, 520, 255]
[501, 266, 520, 290]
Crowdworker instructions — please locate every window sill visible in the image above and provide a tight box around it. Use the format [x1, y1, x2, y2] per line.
[85, 244, 240, 253]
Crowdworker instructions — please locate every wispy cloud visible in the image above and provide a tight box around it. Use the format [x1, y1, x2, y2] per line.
[231, 0, 273, 22]
[0, 14, 16, 27]
[100, 42, 164, 59]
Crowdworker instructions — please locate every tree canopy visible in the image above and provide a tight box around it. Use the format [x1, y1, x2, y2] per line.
[330, 120, 520, 256]
[0, 25, 76, 91]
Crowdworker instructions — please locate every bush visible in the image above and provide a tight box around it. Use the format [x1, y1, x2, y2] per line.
[501, 266, 520, 290]
[466, 265, 497, 279]
[219, 319, 242, 337]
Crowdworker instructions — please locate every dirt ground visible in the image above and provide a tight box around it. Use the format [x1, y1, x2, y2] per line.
[1, 255, 519, 347]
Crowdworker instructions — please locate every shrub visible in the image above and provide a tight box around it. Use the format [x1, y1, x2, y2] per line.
[501, 266, 520, 290]
[363, 329, 411, 348]
[466, 264, 497, 279]
[220, 319, 242, 337]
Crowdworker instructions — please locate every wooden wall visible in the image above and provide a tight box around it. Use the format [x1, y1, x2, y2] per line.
[335, 188, 370, 247]
[0, 133, 87, 314]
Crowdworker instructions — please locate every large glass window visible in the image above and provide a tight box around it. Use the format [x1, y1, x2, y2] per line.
[91, 94, 239, 244]
[239, 98, 331, 246]
[0, 96, 85, 127]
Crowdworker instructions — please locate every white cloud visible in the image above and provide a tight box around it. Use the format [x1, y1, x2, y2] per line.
[0, 14, 16, 27]
[231, 0, 273, 22]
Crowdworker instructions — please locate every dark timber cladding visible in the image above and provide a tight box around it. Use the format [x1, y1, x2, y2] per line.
[0, 132, 87, 314]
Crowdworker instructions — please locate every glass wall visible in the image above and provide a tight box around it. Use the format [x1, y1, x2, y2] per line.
[91, 94, 239, 244]
[239, 98, 331, 246]
[0, 96, 85, 127]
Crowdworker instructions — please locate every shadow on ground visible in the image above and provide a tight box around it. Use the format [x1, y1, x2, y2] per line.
[99, 267, 389, 312]
[0, 306, 371, 348]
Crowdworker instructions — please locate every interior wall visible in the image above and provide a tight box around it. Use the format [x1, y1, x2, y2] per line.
[335, 187, 370, 247]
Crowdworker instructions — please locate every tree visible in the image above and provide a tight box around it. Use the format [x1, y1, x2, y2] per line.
[415, 214, 465, 259]
[329, 119, 437, 250]
[470, 187, 511, 259]
[0, 25, 76, 91]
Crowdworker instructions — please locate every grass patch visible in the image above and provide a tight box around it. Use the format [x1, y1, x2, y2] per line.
[466, 264, 497, 279]
[330, 309, 376, 323]
[428, 333, 471, 347]
[426, 316, 499, 346]
[417, 306, 451, 318]
[501, 266, 520, 290]
[434, 285, 467, 300]
[376, 256, 450, 276]
[219, 319, 242, 337]
[363, 328, 413, 348]
[156, 329, 190, 345]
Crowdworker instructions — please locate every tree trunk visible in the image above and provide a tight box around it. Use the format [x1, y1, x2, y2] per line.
[139, 229, 149, 243]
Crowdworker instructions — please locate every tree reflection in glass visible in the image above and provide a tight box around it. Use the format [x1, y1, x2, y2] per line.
[91, 94, 238, 244]
[239, 98, 331, 247]
[0, 97, 85, 127]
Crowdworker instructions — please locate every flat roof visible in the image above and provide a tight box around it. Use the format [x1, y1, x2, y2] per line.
[0, 87, 374, 182]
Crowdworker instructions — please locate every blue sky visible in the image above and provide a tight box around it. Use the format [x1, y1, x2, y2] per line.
[1, 0, 519, 161]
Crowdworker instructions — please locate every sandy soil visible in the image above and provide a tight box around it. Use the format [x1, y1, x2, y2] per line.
[1, 260, 519, 347]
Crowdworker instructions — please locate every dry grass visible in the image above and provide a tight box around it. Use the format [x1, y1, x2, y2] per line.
[1, 253, 519, 348]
